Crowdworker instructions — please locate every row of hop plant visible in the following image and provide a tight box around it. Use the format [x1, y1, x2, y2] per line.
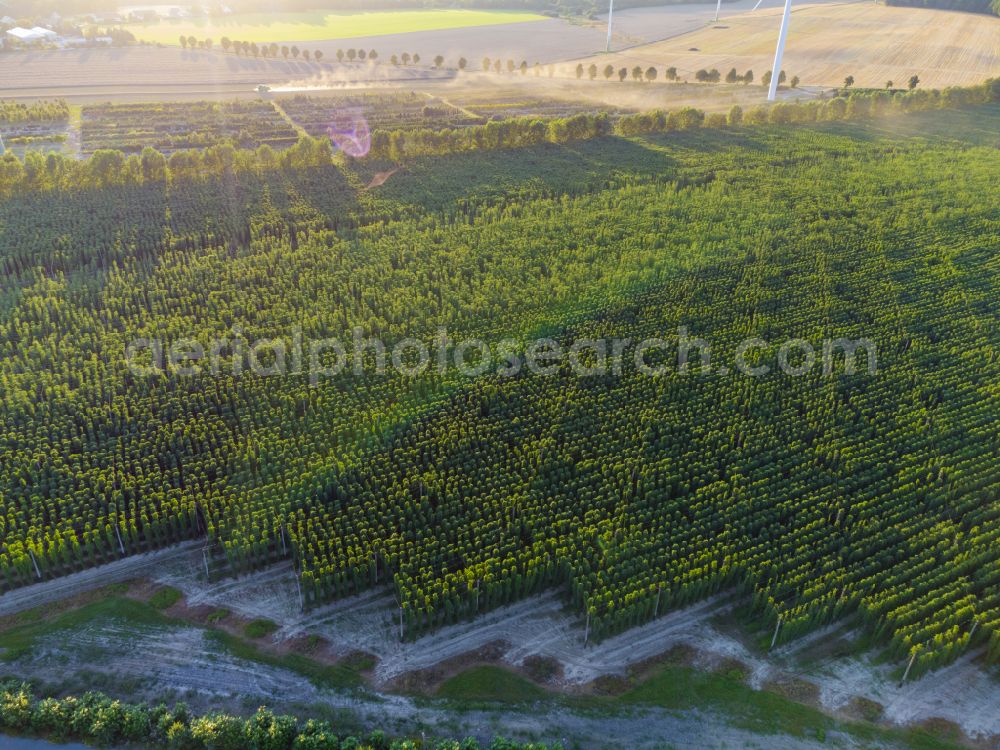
[286, 149, 998, 658]
[0, 84, 997, 676]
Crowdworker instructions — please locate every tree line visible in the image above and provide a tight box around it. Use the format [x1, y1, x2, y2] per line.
[2, 79, 998, 198]
[0, 681, 553, 750]
[0, 100, 70, 124]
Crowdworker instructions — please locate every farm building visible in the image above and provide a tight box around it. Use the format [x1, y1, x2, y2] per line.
[5, 26, 59, 44]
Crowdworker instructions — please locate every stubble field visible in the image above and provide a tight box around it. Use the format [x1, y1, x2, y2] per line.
[119, 9, 546, 46]
[576, 1, 1000, 89]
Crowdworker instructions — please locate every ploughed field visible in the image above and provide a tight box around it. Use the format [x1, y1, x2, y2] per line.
[0, 104, 998, 684]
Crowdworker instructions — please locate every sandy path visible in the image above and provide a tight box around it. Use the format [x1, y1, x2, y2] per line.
[5, 616, 894, 749]
[147, 550, 1000, 739]
[0, 540, 203, 617]
[3, 543, 998, 741]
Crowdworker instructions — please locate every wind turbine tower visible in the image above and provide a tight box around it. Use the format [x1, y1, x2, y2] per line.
[606, 0, 615, 53]
[768, 0, 793, 101]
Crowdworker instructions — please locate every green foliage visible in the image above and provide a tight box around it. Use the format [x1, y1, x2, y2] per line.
[0, 681, 545, 750]
[149, 586, 183, 610]
[245, 619, 279, 638]
[437, 666, 547, 703]
[0, 100, 69, 124]
[0, 90, 999, 683]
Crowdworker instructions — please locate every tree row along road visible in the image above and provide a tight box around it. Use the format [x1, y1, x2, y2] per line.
[0, 540, 203, 617]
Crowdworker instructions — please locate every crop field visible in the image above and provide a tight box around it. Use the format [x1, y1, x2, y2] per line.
[1, 101, 999, 694]
[579, 2, 1000, 89]
[453, 92, 635, 121]
[119, 9, 546, 46]
[80, 100, 299, 154]
[277, 92, 481, 136]
[0, 99, 72, 157]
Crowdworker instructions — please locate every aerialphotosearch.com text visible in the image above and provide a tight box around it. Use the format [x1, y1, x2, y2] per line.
[125, 326, 878, 386]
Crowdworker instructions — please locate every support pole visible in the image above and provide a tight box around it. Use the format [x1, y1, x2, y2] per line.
[584, 609, 591, 645]
[295, 573, 304, 612]
[654, 585, 662, 617]
[768, 0, 793, 102]
[605, 0, 615, 53]
[900, 650, 917, 686]
[399, 606, 404, 641]
[28, 549, 41, 580]
[715, 0, 722, 23]
[115, 525, 126, 555]
[202, 547, 210, 579]
[770, 614, 783, 649]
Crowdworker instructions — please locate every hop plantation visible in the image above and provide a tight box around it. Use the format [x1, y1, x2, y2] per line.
[1, 86, 999, 690]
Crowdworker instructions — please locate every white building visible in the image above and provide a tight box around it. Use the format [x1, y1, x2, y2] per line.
[5, 26, 60, 44]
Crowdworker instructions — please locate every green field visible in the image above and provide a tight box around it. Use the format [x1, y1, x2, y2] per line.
[119, 9, 545, 45]
[1, 94, 999, 693]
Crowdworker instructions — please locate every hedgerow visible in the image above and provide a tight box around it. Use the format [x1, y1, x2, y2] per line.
[2, 79, 997, 197]
[0, 100, 69, 124]
[0, 681, 550, 750]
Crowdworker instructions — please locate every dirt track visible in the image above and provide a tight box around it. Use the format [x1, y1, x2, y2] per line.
[1, 612, 916, 750]
[2, 540, 998, 743]
[148, 549, 1000, 740]
[0, 540, 202, 617]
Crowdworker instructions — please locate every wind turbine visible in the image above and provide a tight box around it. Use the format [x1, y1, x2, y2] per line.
[768, 0, 793, 101]
[606, 0, 615, 53]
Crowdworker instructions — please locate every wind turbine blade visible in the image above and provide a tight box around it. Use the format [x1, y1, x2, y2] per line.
[606, 0, 615, 53]
[768, 0, 793, 102]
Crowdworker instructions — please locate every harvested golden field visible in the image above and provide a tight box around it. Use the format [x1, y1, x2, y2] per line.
[577, 1, 1000, 89]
